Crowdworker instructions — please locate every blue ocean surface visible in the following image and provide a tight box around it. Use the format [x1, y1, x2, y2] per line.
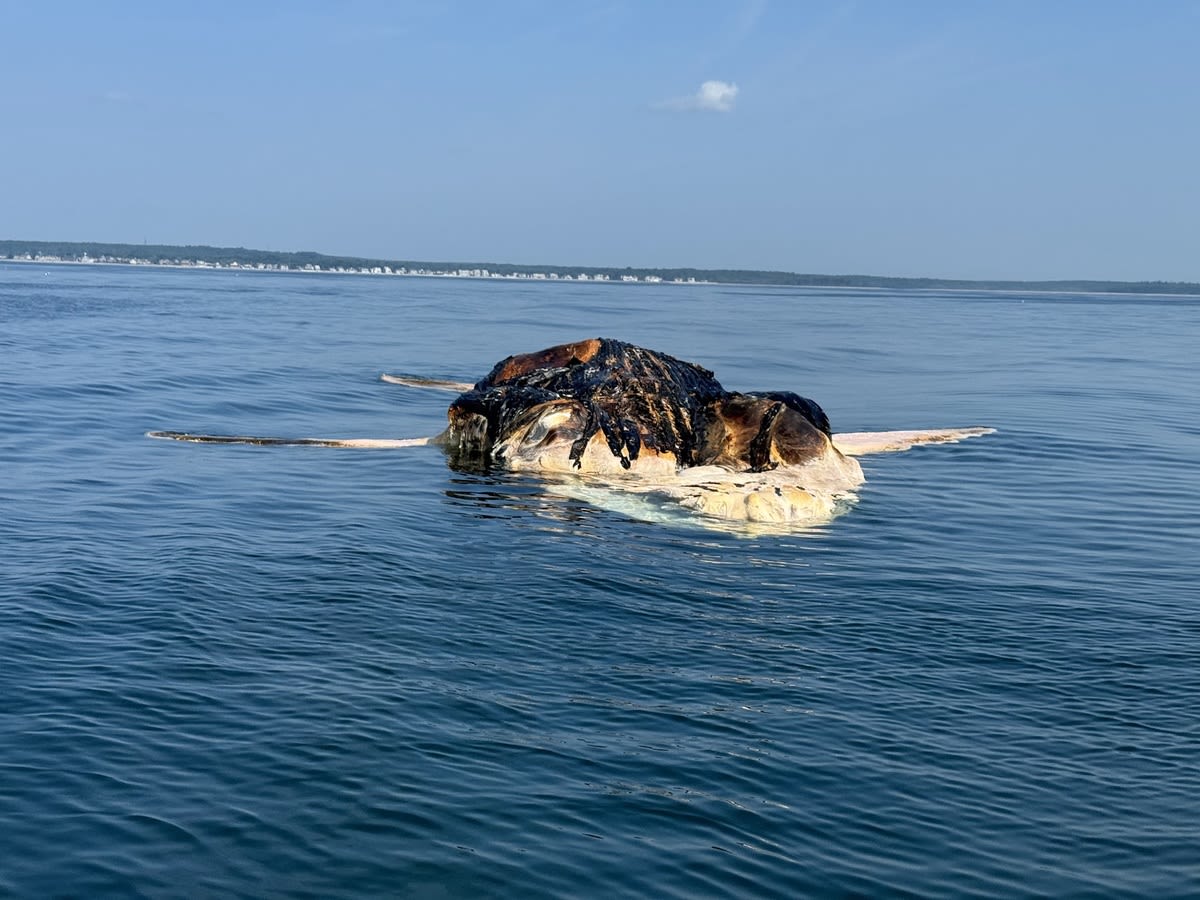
[1, 264, 1197, 898]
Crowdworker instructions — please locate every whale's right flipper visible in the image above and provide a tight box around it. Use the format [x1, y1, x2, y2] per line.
[147, 431, 433, 449]
[380, 374, 474, 392]
[833, 427, 995, 456]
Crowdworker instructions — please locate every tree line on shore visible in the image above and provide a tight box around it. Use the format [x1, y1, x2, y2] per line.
[3, 239, 1197, 295]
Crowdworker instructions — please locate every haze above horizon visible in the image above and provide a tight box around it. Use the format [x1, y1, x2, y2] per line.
[3, 1, 1197, 282]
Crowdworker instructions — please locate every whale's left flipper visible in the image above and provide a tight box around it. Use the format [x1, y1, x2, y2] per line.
[833, 427, 994, 456]
[147, 431, 433, 449]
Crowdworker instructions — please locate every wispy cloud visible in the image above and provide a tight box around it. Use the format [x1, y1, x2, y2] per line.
[657, 80, 740, 113]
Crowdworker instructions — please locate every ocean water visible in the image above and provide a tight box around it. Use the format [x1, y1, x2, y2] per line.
[1, 264, 1197, 898]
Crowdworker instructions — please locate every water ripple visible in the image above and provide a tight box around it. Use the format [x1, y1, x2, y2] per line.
[3, 266, 1199, 897]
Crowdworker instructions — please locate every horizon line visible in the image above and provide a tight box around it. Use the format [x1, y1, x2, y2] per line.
[2, 238, 1198, 292]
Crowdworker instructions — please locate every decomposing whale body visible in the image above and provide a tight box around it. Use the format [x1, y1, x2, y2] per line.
[149, 338, 993, 529]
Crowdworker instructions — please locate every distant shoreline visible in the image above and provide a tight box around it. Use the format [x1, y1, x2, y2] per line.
[0, 255, 700, 286]
[3, 239, 1198, 296]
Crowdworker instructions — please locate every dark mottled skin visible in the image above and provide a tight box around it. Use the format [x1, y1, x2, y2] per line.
[443, 338, 833, 473]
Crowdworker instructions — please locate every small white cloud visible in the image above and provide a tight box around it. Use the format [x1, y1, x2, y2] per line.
[694, 80, 739, 111]
[658, 80, 740, 113]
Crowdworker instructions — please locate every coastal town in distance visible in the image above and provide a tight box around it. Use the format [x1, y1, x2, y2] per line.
[3, 243, 695, 284]
[3, 239, 1198, 295]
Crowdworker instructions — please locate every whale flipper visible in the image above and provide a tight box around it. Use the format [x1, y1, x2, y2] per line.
[832, 427, 995, 456]
[380, 374, 474, 392]
[147, 431, 432, 449]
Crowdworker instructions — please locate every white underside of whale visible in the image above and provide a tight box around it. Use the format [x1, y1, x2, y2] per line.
[511, 427, 993, 532]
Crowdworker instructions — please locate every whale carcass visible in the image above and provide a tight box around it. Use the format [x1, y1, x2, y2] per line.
[149, 337, 993, 527]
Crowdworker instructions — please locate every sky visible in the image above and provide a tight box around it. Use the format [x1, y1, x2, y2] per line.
[2, 0, 1198, 281]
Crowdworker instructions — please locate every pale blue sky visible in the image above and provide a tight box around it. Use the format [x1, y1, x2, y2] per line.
[3, 1, 1197, 280]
